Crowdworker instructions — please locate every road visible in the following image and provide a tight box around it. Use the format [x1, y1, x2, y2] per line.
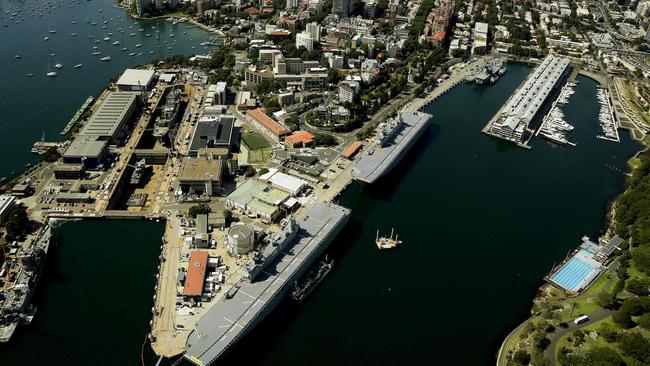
[544, 309, 614, 366]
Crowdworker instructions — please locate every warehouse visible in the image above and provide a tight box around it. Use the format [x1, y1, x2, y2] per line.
[116, 69, 156, 91]
[78, 91, 138, 142]
[225, 179, 289, 222]
[183, 251, 209, 298]
[178, 157, 225, 196]
[258, 168, 308, 195]
[62, 137, 108, 169]
[188, 116, 237, 157]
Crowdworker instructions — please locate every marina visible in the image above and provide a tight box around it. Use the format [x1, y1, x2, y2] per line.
[537, 82, 577, 147]
[596, 88, 620, 142]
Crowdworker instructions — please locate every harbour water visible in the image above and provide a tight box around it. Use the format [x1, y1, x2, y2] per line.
[0, 0, 211, 179]
[0, 219, 164, 365]
[0, 3, 643, 364]
[212, 66, 641, 366]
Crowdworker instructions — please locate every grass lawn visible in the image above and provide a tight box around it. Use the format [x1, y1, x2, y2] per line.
[247, 147, 272, 163]
[557, 272, 615, 323]
[242, 132, 271, 150]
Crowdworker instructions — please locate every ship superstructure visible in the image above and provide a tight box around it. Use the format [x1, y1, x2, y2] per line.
[0, 225, 51, 343]
[352, 111, 432, 184]
[153, 88, 182, 140]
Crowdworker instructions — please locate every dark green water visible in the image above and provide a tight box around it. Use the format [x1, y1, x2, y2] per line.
[0, 219, 164, 365]
[0, 0, 211, 179]
[213, 67, 641, 366]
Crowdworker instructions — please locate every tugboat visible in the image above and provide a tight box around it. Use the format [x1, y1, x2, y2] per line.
[375, 228, 402, 250]
[290, 256, 333, 302]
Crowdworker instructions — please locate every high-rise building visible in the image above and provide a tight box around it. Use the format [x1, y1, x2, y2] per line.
[331, 0, 351, 17]
[135, 0, 151, 15]
[306, 22, 321, 42]
[296, 32, 314, 51]
[286, 0, 299, 8]
[154, 0, 163, 9]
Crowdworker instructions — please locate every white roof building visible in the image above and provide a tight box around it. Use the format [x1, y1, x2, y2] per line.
[116, 69, 156, 91]
[259, 169, 308, 195]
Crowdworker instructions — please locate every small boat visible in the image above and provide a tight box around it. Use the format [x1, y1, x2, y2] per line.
[135, 43, 142, 48]
[74, 64, 83, 68]
[14, 54, 21, 59]
[88, 34, 95, 39]
[149, 51, 154, 54]
[92, 46, 98, 49]
[121, 47, 127, 51]
[46, 71, 58, 77]
[70, 32, 77, 36]
[128, 52, 136, 56]
[26, 73, 35, 77]
[91, 51, 101, 55]
[103, 37, 110, 41]
[112, 40, 119, 46]
[100, 56, 111, 61]
[54, 63, 63, 69]
[43, 36, 49, 41]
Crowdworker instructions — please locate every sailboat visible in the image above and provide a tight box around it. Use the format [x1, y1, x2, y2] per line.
[46, 65, 58, 77]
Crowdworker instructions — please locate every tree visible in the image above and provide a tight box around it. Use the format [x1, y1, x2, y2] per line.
[3, 205, 30, 241]
[626, 277, 650, 296]
[511, 350, 531, 365]
[596, 290, 618, 309]
[313, 133, 337, 146]
[618, 332, 650, 363]
[188, 204, 211, 218]
[638, 312, 650, 330]
[633, 246, 650, 276]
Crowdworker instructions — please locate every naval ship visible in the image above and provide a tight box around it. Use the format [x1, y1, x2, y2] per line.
[0, 225, 51, 343]
[184, 202, 350, 365]
[351, 110, 432, 184]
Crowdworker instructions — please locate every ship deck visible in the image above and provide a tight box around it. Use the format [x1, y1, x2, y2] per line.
[352, 111, 432, 184]
[184, 203, 350, 366]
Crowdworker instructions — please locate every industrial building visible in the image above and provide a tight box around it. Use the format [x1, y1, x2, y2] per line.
[183, 251, 209, 298]
[62, 137, 109, 169]
[78, 91, 138, 142]
[53, 164, 86, 180]
[258, 168, 308, 195]
[490, 55, 570, 144]
[226, 224, 255, 255]
[225, 179, 290, 222]
[188, 115, 236, 157]
[178, 157, 225, 196]
[472, 22, 488, 54]
[116, 69, 156, 91]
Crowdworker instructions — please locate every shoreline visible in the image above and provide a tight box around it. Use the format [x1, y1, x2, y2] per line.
[115, 4, 220, 34]
[496, 117, 648, 366]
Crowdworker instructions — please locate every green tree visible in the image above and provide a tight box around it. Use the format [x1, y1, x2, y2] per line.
[626, 277, 650, 296]
[313, 133, 337, 146]
[3, 205, 30, 241]
[618, 332, 650, 363]
[188, 204, 211, 218]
